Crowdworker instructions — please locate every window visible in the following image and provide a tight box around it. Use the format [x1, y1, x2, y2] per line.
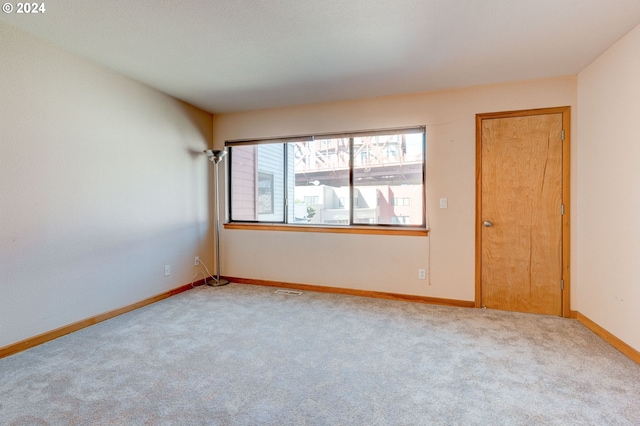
[226, 126, 425, 229]
[229, 144, 284, 222]
[304, 195, 320, 205]
[392, 197, 410, 206]
[258, 173, 274, 214]
[391, 216, 409, 224]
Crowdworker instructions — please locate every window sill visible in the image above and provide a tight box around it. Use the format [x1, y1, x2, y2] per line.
[223, 223, 429, 236]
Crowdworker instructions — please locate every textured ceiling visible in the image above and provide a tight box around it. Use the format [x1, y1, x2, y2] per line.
[2, 0, 640, 113]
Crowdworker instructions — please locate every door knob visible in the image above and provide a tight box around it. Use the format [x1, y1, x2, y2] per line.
[483, 220, 493, 227]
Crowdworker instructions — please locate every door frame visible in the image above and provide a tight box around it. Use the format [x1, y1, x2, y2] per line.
[475, 106, 571, 317]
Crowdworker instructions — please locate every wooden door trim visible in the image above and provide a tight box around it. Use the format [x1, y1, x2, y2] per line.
[475, 106, 571, 317]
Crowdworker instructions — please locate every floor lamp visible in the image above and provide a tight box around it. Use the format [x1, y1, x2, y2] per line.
[204, 149, 230, 286]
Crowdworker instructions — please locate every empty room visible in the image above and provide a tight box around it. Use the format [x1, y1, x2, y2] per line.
[1, 1, 639, 424]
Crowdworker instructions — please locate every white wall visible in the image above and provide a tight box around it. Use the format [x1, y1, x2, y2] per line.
[214, 77, 577, 302]
[577, 23, 640, 352]
[0, 23, 214, 348]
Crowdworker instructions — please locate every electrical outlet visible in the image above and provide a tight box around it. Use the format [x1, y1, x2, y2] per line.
[418, 268, 426, 280]
[164, 265, 171, 276]
[194, 256, 200, 266]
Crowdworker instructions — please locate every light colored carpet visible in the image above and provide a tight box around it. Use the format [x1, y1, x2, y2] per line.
[1, 283, 639, 425]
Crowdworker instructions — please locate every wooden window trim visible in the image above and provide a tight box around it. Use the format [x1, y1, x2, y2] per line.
[224, 222, 429, 237]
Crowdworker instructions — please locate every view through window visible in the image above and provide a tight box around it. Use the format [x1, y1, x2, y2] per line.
[227, 127, 425, 227]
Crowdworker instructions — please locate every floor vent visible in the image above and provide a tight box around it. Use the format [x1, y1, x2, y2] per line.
[275, 289, 303, 296]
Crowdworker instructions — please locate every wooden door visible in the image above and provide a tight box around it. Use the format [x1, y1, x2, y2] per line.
[476, 108, 570, 316]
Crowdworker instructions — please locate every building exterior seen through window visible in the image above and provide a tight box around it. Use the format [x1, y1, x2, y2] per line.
[257, 172, 274, 214]
[227, 127, 425, 227]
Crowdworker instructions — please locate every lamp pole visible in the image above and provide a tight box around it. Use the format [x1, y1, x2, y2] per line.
[204, 149, 229, 286]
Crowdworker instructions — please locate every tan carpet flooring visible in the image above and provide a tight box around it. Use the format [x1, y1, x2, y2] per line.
[1, 283, 639, 425]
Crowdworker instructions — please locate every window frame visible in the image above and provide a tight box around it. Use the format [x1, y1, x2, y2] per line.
[225, 126, 427, 235]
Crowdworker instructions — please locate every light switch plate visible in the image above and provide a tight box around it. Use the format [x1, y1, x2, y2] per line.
[439, 198, 448, 208]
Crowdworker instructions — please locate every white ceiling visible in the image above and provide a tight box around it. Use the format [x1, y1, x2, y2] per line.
[2, 0, 640, 113]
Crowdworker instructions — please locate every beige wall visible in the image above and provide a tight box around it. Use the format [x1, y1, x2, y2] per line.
[214, 77, 578, 302]
[16, 15, 640, 352]
[577, 23, 640, 351]
[0, 23, 214, 348]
